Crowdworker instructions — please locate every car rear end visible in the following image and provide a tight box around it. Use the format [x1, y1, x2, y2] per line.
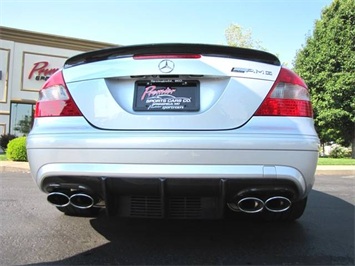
[27, 44, 319, 220]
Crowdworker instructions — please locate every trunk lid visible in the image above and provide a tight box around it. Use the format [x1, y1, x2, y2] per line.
[62, 44, 281, 130]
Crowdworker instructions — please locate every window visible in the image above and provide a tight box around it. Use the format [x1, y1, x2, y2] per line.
[9, 102, 35, 136]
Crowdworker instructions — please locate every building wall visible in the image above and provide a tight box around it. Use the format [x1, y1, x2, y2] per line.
[0, 41, 11, 134]
[0, 27, 117, 136]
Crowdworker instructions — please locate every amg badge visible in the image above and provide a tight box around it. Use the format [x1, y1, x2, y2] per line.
[232, 67, 272, 76]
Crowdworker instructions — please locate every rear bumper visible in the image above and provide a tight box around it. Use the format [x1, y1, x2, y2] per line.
[27, 135, 319, 191]
[39, 169, 306, 219]
[38, 163, 308, 196]
[29, 158, 318, 219]
[27, 117, 319, 218]
[27, 134, 319, 195]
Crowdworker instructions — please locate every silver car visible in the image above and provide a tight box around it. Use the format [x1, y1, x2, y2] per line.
[27, 44, 319, 221]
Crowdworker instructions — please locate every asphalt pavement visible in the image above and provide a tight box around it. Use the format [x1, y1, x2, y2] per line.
[0, 166, 354, 265]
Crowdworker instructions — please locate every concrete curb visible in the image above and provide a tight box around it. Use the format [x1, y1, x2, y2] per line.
[0, 161, 31, 172]
[315, 165, 355, 176]
[1, 161, 354, 176]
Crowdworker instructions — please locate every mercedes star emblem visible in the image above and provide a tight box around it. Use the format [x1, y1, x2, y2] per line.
[158, 60, 175, 73]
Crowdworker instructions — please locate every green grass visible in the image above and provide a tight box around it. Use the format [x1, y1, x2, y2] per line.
[0, 154, 7, 161]
[318, 157, 355, 165]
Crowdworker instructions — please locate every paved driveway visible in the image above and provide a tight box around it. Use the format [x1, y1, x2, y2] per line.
[0, 166, 354, 265]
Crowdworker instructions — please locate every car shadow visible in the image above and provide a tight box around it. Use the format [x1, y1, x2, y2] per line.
[31, 190, 354, 265]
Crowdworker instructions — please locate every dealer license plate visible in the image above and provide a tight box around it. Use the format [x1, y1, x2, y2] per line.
[134, 80, 200, 111]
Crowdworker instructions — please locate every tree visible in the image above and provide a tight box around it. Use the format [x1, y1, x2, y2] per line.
[14, 115, 32, 135]
[225, 23, 265, 50]
[225, 23, 285, 65]
[293, 0, 355, 158]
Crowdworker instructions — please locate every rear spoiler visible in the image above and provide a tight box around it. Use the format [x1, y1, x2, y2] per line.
[64, 43, 280, 68]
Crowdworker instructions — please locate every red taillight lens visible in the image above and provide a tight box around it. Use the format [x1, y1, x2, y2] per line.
[255, 67, 313, 117]
[35, 70, 82, 117]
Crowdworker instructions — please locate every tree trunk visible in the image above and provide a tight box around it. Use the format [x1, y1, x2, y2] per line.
[352, 135, 355, 159]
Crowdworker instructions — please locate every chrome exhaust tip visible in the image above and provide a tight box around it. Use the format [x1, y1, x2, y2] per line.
[70, 193, 95, 209]
[265, 196, 291, 212]
[237, 197, 264, 213]
[47, 192, 70, 207]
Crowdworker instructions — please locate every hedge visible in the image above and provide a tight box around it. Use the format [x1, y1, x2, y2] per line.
[6, 136, 27, 161]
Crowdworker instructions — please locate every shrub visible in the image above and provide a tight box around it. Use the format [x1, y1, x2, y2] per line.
[329, 145, 351, 158]
[0, 134, 17, 151]
[6, 136, 27, 161]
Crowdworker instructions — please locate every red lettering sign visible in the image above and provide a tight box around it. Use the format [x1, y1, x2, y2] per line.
[28, 61, 59, 80]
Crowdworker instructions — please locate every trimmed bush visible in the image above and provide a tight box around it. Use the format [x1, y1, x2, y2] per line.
[6, 136, 27, 161]
[329, 145, 351, 158]
[0, 134, 17, 151]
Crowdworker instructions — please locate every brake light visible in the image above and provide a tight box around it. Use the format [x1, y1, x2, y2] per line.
[35, 70, 82, 117]
[133, 54, 201, 60]
[254, 67, 313, 117]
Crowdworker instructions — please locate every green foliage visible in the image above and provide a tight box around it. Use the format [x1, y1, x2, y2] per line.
[329, 145, 352, 158]
[0, 134, 17, 151]
[14, 115, 32, 135]
[293, 0, 355, 153]
[6, 137, 27, 162]
[225, 23, 266, 50]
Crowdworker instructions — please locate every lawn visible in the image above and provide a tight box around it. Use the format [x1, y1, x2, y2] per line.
[0, 154, 6, 161]
[317, 157, 355, 165]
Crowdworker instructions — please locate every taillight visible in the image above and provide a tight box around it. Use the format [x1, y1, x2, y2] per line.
[35, 70, 82, 117]
[133, 54, 201, 60]
[255, 67, 313, 117]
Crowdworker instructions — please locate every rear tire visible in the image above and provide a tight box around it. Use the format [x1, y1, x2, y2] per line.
[262, 197, 308, 222]
[56, 205, 101, 217]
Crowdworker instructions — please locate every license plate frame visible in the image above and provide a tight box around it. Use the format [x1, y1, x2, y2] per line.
[133, 80, 200, 111]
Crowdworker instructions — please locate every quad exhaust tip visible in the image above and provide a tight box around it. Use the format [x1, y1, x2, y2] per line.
[70, 193, 95, 209]
[47, 192, 70, 207]
[47, 192, 95, 209]
[237, 197, 264, 213]
[265, 196, 292, 212]
[228, 195, 292, 213]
